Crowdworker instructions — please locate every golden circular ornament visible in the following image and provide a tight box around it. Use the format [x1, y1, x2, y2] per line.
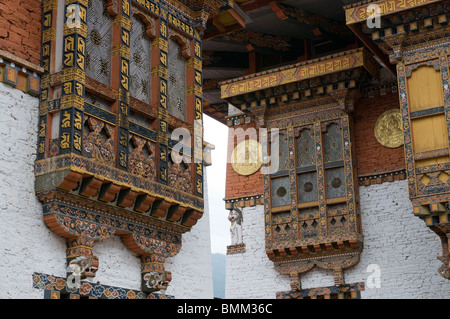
[231, 139, 263, 176]
[374, 108, 404, 148]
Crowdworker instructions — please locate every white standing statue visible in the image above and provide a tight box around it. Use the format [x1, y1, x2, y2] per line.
[228, 209, 243, 245]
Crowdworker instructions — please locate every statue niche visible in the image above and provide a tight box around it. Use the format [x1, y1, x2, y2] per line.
[228, 208, 243, 245]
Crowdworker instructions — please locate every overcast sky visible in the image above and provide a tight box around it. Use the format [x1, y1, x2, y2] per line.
[204, 114, 230, 255]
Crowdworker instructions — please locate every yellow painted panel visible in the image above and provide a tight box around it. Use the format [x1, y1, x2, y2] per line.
[407, 65, 444, 112]
[415, 156, 450, 168]
[411, 113, 448, 153]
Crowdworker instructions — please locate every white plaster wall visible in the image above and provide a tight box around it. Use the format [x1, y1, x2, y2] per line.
[93, 235, 142, 291]
[165, 170, 214, 299]
[0, 82, 214, 299]
[347, 180, 449, 298]
[0, 82, 67, 299]
[225, 180, 450, 299]
[225, 205, 290, 299]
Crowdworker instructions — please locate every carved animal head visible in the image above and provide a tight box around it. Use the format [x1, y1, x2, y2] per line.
[228, 209, 243, 226]
[142, 271, 172, 294]
[67, 255, 99, 280]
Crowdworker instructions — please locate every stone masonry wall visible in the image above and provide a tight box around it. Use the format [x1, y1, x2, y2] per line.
[225, 180, 450, 299]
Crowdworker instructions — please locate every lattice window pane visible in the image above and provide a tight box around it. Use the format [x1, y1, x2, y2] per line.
[297, 171, 318, 203]
[167, 38, 186, 121]
[273, 130, 289, 173]
[130, 15, 152, 104]
[86, 0, 113, 85]
[323, 122, 343, 163]
[271, 176, 290, 207]
[295, 127, 315, 167]
[325, 167, 346, 199]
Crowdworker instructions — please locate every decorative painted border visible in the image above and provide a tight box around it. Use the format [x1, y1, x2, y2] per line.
[227, 243, 246, 255]
[344, 0, 441, 25]
[0, 53, 41, 96]
[224, 194, 264, 210]
[220, 48, 377, 99]
[34, 153, 204, 212]
[40, 190, 184, 245]
[33, 272, 171, 299]
[358, 169, 407, 186]
[226, 114, 252, 127]
[276, 282, 364, 299]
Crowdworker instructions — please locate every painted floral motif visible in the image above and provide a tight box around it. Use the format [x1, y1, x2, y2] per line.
[83, 116, 115, 166]
[168, 151, 193, 194]
[32, 273, 170, 299]
[128, 134, 156, 180]
[223, 30, 290, 52]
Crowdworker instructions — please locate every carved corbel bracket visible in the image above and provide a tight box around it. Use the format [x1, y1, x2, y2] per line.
[382, 33, 407, 64]
[122, 233, 181, 293]
[141, 254, 172, 293]
[434, 228, 450, 280]
[329, 88, 361, 113]
[66, 237, 99, 279]
[248, 105, 268, 128]
[274, 252, 360, 292]
[181, 209, 203, 227]
[289, 272, 301, 291]
[44, 213, 115, 280]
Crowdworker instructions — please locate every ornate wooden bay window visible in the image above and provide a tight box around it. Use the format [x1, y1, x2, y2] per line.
[221, 48, 379, 294]
[36, 0, 225, 296]
[345, 0, 450, 280]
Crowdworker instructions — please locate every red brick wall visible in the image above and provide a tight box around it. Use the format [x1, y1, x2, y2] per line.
[0, 0, 42, 65]
[225, 122, 264, 200]
[353, 92, 405, 176]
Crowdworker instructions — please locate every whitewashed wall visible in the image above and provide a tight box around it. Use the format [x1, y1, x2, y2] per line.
[225, 180, 450, 299]
[0, 83, 213, 299]
[0, 82, 67, 298]
[165, 169, 214, 299]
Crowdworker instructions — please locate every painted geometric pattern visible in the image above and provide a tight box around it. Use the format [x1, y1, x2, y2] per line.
[33, 273, 171, 299]
[130, 15, 152, 104]
[167, 38, 186, 121]
[276, 282, 364, 299]
[86, 0, 113, 85]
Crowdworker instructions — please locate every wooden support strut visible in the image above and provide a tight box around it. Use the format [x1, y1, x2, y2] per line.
[134, 194, 156, 213]
[79, 176, 103, 197]
[150, 199, 171, 218]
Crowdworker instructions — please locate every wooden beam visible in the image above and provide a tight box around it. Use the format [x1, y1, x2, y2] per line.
[347, 23, 396, 76]
[227, 8, 246, 28]
[203, 23, 244, 40]
[269, 1, 288, 20]
[241, 0, 287, 12]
